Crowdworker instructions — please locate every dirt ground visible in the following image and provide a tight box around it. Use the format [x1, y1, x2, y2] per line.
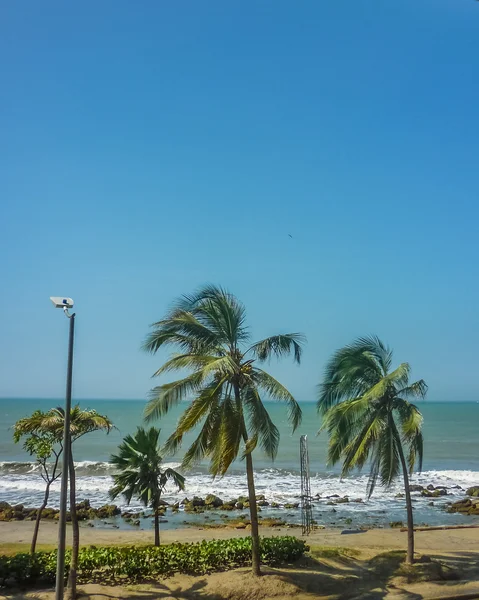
[2, 522, 479, 599]
[2, 520, 479, 555]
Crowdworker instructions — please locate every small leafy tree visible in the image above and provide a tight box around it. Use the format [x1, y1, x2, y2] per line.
[13, 414, 62, 554]
[14, 405, 113, 599]
[318, 336, 427, 564]
[110, 427, 185, 546]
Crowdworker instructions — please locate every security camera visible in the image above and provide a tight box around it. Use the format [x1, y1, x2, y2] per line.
[50, 297, 74, 309]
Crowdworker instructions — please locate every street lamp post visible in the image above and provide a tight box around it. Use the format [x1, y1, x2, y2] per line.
[50, 297, 75, 600]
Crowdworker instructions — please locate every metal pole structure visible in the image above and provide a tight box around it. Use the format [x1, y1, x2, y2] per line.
[300, 434, 313, 535]
[55, 311, 75, 600]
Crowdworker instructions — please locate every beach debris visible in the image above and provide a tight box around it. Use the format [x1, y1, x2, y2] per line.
[341, 529, 365, 535]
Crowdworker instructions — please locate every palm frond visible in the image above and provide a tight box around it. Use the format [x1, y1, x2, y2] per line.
[318, 340, 385, 414]
[152, 354, 235, 377]
[378, 416, 401, 488]
[321, 397, 371, 466]
[384, 363, 411, 391]
[168, 285, 249, 347]
[144, 371, 207, 422]
[397, 380, 428, 401]
[241, 434, 258, 459]
[248, 333, 305, 364]
[366, 448, 381, 499]
[181, 403, 223, 470]
[341, 412, 385, 476]
[243, 386, 280, 460]
[252, 368, 302, 431]
[407, 431, 424, 474]
[393, 398, 424, 441]
[143, 311, 222, 355]
[210, 396, 242, 477]
[163, 468, 186, 491]
[162, 380, 226, 456]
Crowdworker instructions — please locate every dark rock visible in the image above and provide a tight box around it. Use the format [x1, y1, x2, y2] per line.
[351, 498, 363, 503]
[466, 486, 479, 497]
[257, 500, 269, 507]
[335, 497, 349, 504]
[0, 502, 11, 510]
[189, 496, 205, 507]
[235, 501, 244, 510]
[205, 494, 223, 508]
[87, 522, 95, 527]
[427, 484, 435, 491]
[409, 485, 424, 492]
[421, 489, 447, 497]
[76, 500, 91, 511]
[284, 503, 299, 509]
[96, 504, 121, 518]
[270, 502, 280, 508]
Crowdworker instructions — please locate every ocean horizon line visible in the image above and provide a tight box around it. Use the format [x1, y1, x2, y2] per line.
[0, 396, 477, 404]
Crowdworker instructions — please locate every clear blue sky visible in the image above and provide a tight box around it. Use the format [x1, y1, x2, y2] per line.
[1, 0, 478, 402]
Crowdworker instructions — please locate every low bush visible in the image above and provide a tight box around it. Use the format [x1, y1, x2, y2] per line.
[0, 536, 307, 586]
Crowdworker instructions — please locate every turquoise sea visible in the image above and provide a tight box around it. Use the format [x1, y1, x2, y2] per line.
[1, 398, 478, 530]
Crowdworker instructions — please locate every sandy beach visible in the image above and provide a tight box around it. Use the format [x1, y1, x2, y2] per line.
[1, 520, 479, 556]
[2, 522, 479, 599]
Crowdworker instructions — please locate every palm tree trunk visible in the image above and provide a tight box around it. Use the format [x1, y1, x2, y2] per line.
[233, 383, 261, 576]
[66, 446, 79, 600]
[31, 482, 51, 554]
[396, 438, 415, 564]
[154, 507, 160, 546]
[244, 449, 261, 576]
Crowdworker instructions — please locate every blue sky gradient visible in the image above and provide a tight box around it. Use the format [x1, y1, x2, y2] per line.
[1, 0, 478, 401]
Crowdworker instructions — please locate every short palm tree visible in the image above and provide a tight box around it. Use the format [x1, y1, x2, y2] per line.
[318, 336, 427, 564]
[15, 405, 113, 599]
[110, 427, 185, 546]
[143, 285, 304, 576]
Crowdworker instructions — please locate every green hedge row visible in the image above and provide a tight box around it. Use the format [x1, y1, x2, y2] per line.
[0, 536, 308, 586]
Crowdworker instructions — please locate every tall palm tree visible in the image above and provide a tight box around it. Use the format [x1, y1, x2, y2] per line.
[15, 405, 113, 599]
[317, 336, 427, 564]
[143, 285, 304, 576]
[110, 427, 185, 546]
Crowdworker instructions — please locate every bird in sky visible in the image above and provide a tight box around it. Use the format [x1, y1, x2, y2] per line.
[288, 234, 293, 238]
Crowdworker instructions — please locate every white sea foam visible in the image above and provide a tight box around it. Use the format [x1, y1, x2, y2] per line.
[1, 463, 478, 526]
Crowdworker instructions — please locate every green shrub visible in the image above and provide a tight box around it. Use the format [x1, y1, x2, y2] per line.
[0, 536, 307, 587]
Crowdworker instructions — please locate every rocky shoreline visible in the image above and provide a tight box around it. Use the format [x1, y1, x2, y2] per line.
[1, 484, 479, 528]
